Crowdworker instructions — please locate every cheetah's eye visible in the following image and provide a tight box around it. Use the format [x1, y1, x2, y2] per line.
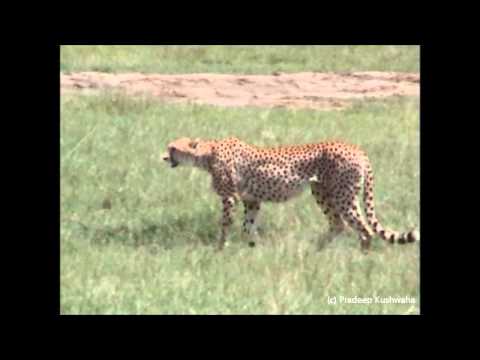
[190, 141, 198, 149]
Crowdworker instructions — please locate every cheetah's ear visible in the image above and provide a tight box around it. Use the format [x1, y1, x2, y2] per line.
[190, 138, 200, 149]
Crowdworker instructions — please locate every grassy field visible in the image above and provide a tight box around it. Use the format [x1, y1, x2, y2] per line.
[61, 45, 419, 74]
[60, 94, 419, 315]
[60, 45, 420, 314]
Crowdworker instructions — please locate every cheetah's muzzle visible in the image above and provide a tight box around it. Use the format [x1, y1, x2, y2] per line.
[162, 154, 179, 168]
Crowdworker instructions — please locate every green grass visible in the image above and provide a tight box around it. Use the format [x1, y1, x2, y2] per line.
[61, 92, 419, 314]
[60, 45, 419, 74]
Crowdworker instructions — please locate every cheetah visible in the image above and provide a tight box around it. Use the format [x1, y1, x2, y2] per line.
[162, 137, 418, 251]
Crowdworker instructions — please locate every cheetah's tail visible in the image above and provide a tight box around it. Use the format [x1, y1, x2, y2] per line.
[362, 162, 418, 244]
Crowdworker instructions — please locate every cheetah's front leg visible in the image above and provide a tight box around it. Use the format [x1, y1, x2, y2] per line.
[218, 196, 236, 250]
[242, 200, 261, 247]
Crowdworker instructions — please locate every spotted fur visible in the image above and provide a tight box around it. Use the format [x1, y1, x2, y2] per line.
[163, 137, 417, 251]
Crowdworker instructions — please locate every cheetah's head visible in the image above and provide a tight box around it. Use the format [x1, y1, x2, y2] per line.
[162, 137, 213, 169]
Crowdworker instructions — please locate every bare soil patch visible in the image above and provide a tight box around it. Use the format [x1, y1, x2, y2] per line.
[61, 71, 419, 110]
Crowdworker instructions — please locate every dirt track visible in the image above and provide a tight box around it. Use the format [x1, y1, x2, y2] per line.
[61, 71, 419, 111]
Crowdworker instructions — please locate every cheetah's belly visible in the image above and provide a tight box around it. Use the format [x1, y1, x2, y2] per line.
[238, 165, 312, 202]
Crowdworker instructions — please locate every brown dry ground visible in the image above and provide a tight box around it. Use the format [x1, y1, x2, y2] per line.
[61, 71, 419, 110]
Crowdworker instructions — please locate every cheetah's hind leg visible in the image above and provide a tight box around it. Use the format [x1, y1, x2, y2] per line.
[334, 196, 374, 253]
[310, 182, 346, 250]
